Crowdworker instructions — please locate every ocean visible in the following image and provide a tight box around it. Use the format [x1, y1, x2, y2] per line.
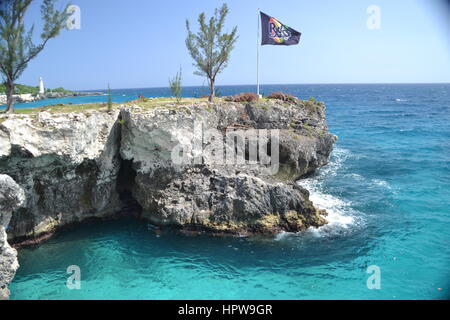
[7, 84, 450, 300]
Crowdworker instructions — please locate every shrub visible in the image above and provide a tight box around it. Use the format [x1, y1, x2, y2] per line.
[185, 4, 238, 102]
[169, 67, 182, 104]
[267, 92, 299, 103]
[225, 92, 259, 103]
[107, 84, 113, 111]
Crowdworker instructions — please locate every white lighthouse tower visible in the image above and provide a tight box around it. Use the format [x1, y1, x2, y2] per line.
[39, 77, 45, 95]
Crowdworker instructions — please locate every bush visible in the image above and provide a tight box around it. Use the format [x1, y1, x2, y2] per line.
[169, 67, 182, 104]
[267, 92, 299, 103]
[225, 92, 259, 103]
[138, 95, 148, 102]
[107, 84, 113, 111]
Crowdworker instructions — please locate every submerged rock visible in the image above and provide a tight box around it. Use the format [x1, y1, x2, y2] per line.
[0, 175, 25, 300]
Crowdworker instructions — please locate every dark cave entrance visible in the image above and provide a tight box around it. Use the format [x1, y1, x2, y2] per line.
[116, 158, 143, 216]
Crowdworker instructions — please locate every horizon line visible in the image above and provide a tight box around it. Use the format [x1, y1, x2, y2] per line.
[80, 82, 450, 92]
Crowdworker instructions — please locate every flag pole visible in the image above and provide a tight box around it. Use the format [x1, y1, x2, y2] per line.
[257, 8, 260, 97]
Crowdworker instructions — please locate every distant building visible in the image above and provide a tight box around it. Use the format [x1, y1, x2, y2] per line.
[39, 77, 45, 94]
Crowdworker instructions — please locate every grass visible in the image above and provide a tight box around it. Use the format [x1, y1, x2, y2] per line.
[123, 97, 209, 110]
[0, 103, 110, 115]
[0, 97, 210, 116]
[0, 95, 324, 117]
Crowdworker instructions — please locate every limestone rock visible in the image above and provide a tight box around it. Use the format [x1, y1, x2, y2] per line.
[0, 110, 123, 240]
[119, 99, 336, 234]
[134, 167, 326, 235]
[0, 99, 336, 241]
[0, 175, 25, 300]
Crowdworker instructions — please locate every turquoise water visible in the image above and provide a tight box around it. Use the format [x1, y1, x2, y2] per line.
[9, 84, 450, 300]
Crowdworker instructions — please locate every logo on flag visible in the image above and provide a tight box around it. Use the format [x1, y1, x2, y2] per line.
[260, 12, 301, 46]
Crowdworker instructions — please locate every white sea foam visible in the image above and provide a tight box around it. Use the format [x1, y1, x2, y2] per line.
[274, 148, 366, 241]
[313, 147, 354, 178]
[346, 173, 363, 180]
[296, 148, 364, 238]
[274, 231, 291, 241]
[299, 179, 359, 237]
[372, 178, 391, 189]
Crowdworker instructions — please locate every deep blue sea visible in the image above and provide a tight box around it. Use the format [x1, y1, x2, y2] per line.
[7, 84, 450, 300]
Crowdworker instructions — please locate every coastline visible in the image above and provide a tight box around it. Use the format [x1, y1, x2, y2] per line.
[0, 97, 335, 240]
[3, 84, 450, 300]
[0, 96, 336, 299]
[0, 91, 104, 106]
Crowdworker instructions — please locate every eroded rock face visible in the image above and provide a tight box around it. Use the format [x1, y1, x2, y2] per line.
[0, 99, 336, 299]
[119, 99, 336, 234]
[133, 167, 326, 235]
[0, 175, 25, 300]
[0, 99, 336, 241]
[0, 111, 122, 241]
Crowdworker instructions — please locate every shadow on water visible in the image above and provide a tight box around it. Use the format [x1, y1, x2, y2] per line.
[15, 215, 377, 275]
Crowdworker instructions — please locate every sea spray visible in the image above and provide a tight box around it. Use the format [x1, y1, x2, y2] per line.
[297, 148, 365, 237]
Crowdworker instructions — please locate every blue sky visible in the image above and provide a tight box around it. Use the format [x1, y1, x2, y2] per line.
[17, 0, 450, 90]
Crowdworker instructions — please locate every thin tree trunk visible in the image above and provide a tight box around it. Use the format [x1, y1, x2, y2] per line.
[208, 78, 215, 103]
[5, 80, 14, 114]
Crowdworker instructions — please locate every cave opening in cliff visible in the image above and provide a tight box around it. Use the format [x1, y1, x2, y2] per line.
[116, 158, 142, 216]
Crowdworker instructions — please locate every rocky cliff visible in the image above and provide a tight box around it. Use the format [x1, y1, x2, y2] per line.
[0, 175, 25, 300]
[0, 110, 123, 242]
[0, 98, 336, 243]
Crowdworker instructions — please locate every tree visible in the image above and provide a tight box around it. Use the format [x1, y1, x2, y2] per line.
[107, 83, 112, 111]
[0, 0, 69, 113]
[185, 3, 237, 103]
[169, 67, 182, 104]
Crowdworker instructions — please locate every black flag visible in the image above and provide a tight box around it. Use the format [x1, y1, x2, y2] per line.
[260, 12, 301, 46]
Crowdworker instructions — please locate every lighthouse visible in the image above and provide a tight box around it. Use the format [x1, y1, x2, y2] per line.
[39, 77, 45, 94]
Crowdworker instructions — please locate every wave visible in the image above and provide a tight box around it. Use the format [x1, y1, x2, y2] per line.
[299, 178, 363, 237]
[275, 146, 395, 242]
[312, 147, 354, 178]
[276, 148, 365, 240]
[371, 178, 391, 189]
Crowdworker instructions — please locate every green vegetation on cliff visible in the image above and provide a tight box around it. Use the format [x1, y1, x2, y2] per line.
[0, 83, 73, 95]
[0, 95, 325, 118]
[0, 83, 38, 95]
[0, 0, 70, 113]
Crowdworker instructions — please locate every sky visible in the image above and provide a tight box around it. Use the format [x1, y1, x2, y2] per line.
[14, 0, 450, 90]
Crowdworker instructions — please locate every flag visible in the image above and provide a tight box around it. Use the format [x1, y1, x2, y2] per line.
[260, 12, 301, 46]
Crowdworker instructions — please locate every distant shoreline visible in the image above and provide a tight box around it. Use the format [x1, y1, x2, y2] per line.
[2, 82, 449, 110]
[0, 91, 104, 105]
